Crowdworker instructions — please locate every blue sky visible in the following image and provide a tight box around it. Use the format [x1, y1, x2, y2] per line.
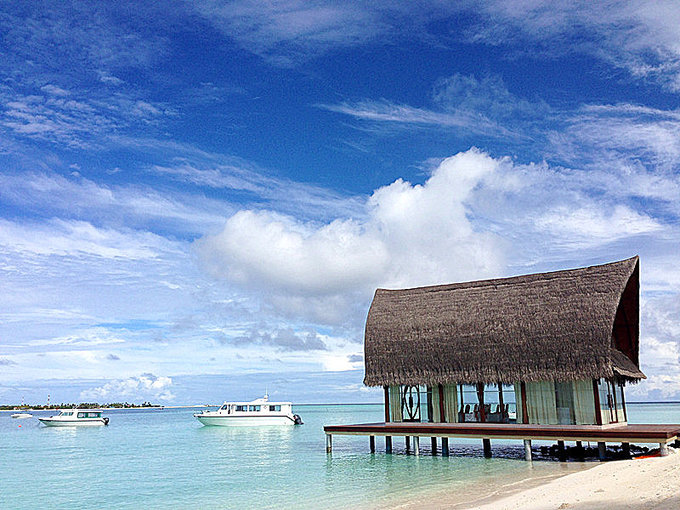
[1, 1, 679, 404]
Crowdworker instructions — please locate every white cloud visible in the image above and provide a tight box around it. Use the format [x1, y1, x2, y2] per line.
[196, 149, 508, 322]
[197, 147, 678, 332]
[198, 210, 389, 296]
[80, 373, 175, 402]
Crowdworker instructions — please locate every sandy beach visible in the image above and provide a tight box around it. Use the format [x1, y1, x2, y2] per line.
[458, 450, 680, 510]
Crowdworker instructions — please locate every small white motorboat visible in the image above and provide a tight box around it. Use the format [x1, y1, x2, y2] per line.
[194, 394, 302, 427]
[11, 412, 33, 419]
[39, 409, 109, 427]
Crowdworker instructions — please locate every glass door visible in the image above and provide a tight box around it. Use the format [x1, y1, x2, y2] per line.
[401, 385, 421, 422]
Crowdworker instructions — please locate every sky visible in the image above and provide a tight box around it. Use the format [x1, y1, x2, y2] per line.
[1, 0, 679, 405]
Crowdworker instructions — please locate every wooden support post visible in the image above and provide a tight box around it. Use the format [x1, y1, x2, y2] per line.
[524, 439, 532, 461]
[405, 436, 410, 453]
[438, 384, 446, 423]
[593, 379, 603, 426]
[498, 382, 505, 421]
[431, 437, 438, 455]
[520, 382, 529, 424]
[383, 386, 392, 453]
[622, 442, 630, 458]
[383, 386, 390, 423]
[441, 437, 449, 456]
[620, 383, 628, 422]
[326, 434, 332, 453]
[413, 436, 420, 456]
[476, 383, 487, 423]
[660, 442, 669, 457]
[483, 438, 492, 458]
[598, 442, 607, 461]
[557, 440, 566, 462]
[369, 435, 375, 453]
[576, 441, 584, 461]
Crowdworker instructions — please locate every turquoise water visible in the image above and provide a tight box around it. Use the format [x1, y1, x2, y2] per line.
[1, 403, 677, 509]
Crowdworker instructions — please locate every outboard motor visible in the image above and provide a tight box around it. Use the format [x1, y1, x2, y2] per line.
[293, 414, 303, 425]
[103, 417, 110, 426]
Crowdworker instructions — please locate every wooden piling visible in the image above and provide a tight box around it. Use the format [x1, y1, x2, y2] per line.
[441, 437, 449, 456]
[524, 439, 532, 461]
[598, 441, 607, 461]
[557, 440, 566, 462]
[622, 442, 630, 458]
[483, 438, 492, 458]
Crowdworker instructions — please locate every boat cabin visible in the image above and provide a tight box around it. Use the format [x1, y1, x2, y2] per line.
[364, 257, 645, 427]
[217, 399, 292, 416]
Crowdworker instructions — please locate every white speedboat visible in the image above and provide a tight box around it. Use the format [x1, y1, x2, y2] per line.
[11, 412, 33, 419]
[194, 394, 302, 426]
[38, 409, 109, 427]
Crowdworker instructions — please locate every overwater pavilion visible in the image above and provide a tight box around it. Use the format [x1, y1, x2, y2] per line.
[324, 257, 680, 460]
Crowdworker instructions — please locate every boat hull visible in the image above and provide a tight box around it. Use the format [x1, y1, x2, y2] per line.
[195, 415, 295, 426]
[39, 418, 106, 427]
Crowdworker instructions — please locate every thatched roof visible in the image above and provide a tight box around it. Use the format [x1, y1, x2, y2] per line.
[364, 257, 645, 386]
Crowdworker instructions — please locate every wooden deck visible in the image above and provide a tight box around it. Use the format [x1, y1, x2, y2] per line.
[323, 422, 680, 459]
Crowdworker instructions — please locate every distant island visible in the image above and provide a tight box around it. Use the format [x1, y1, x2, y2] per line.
[0, 401, 160, 410]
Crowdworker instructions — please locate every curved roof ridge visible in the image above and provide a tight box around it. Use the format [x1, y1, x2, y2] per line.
[376, 256, 640, 295]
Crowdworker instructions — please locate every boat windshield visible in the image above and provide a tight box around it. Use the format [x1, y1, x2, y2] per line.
[59, 411, 74, 416]
[220, 404, 229, 411]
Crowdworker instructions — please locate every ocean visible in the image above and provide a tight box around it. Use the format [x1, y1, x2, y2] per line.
[1, 403, 677, 509]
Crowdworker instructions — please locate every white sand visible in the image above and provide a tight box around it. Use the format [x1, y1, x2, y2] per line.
[465, 450, 680, 510]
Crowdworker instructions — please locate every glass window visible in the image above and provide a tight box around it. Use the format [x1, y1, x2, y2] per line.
[269, 405, 281, 412]
[77, 412, 85, 418]
[555, 381, 575, 424]
[615, 385, 624, 410]
[248, 405, 261, 412]
[235, 405, 247, 412]
[458, 383, 513, 423]
[597, 379, 616, 422]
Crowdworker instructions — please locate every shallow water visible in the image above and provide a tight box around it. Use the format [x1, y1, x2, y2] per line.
[0, 403, 676, 509]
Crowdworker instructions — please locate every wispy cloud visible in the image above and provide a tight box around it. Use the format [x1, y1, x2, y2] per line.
[0, 3, 170, 75]
[0, 90, 173, 148]
[317, 99, 509, 136]
[468, 0, 680, 91]
[0, 171, 231, 235]
[191, 0, 386, 66]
